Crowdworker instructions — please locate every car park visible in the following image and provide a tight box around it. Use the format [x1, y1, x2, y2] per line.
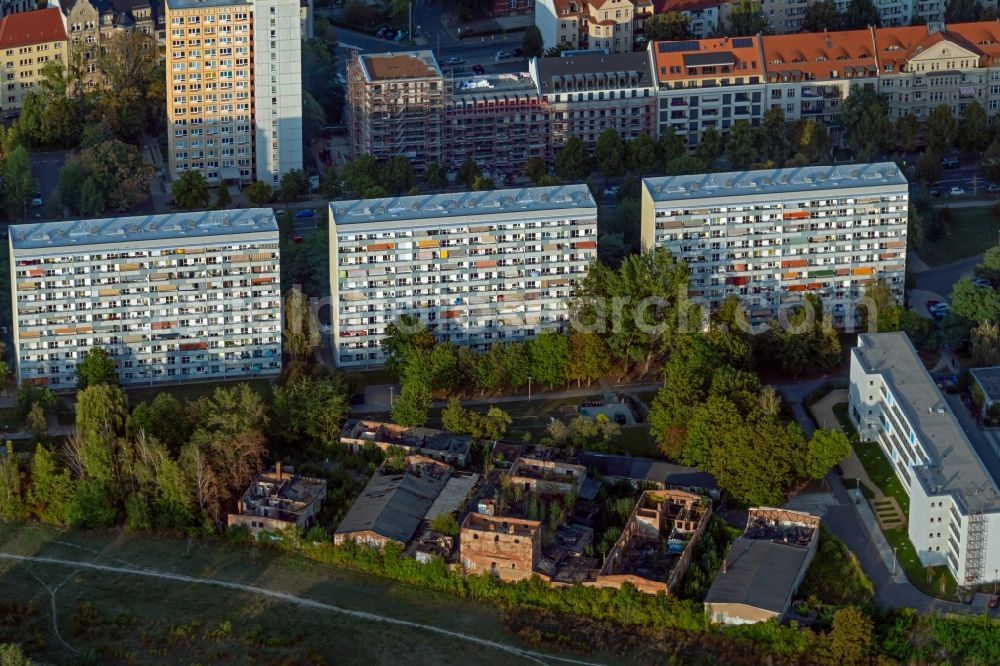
[950, 186, 965, 196]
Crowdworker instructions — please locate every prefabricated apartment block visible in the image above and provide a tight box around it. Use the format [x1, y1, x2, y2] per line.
[329, 185, 597, 368]
[9, 209, 282, 388]
[849, 332, 1000, 586]
[640, 162, 908, 326]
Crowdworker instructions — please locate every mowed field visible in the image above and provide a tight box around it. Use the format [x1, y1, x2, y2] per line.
[0, 524, 623, 666]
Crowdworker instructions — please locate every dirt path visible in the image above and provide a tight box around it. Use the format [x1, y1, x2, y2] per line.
[0, 551, 603, 666]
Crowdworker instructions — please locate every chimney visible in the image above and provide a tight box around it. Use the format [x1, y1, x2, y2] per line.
[275, 461, 282, 480]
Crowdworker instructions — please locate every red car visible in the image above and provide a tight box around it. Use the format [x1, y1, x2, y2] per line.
[989, 594, 999, 610]
[926, 299, 942, 310]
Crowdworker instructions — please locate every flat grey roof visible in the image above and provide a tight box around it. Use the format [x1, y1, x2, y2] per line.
[334, 470, 448, 544]
[10, 208, 278, 251]
[970, 367, 1000, 403]
[535, 52, 653, 90]
[704, 538, 812, 614]
[166, 0, 250, 9]
[424, 472, 479, 521]
[643, 162, 907, 203]
[577, 452, 718, 491]
[330, 185, 596, 227]
[855, 333, 1000, 513]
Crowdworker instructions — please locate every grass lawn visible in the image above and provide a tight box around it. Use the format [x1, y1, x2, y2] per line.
[922, 205, 1000, 266]
[124, 377, 273, 406]
[883, 526, 957, 598]
[0, 523, 613, 666]
[852, 440, 910, 515]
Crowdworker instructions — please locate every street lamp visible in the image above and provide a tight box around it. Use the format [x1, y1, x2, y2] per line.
[389, 385, 394, 409]
[527, 376, 532, 403]
[892, 546, 898, 577]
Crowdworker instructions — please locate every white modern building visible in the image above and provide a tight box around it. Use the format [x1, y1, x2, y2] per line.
[165, 0, 302, 187]
[640, 162, 909, 327]
[329, 185, 597, 368]
[9, 210, 282, 388]
[849, 332, 1000, 587]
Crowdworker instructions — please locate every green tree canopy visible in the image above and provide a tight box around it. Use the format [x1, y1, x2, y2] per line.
[244, 180, 273, 207]
[802, 0, 841, 32]
[838, 85, 892, 161]
[925, 104, 957, 155]
[171, 170, 211, 210]
[958, 100, 989, 152]
[724, 0, 769, 35]
[949, 277, 1000, 323]
[522, 26, 544, 58]
[76, 347, 119, 390]
[529, 330, 570, 387]
[594, 129, 625, 179]
[842, 0, 881, 28]
[554, 136, 590, 181]
[644, 12, 692, 40]
[626, 133, 658, 174]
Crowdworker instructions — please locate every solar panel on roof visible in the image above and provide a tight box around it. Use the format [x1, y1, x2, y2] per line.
[659, 40, 700, 53]
[732, 37, 753, 48]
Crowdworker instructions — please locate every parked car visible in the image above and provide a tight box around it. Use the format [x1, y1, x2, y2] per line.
[293, 235, 304, 244]
[30, 195, 43, 208]
[973, 277, 993, 289]
[512, 48, 524, 57]
[988, 184, 1000, 193]
[376, 27, 396, 40]
[950, 186, 965, 196]
[613, 413, 627, 425]
[445, 56, 464, 65]
[495, 50, 512, 60]
[929, 188, 942, 197]
[942, 157, 960, 169]
[989, 594, 1000, 609]
[294, 208, 315, 219]
[394, 30, 408, 41]
[472, 64, 485, 75]
[603, 185, 619, 198]
[926, 298, 942, 310]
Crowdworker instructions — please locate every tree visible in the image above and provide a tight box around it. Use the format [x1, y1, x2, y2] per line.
[456, 158, 482, 189]
[694, 126, 722, 164]
[566, 331, 611, 386]
[129, 393, 188, 454]
[215, 183, 231, 208]
[894, 113, 920, 152]
[684, 396, 807, 506]
[172, 170, 211, 210]
[77, 347, 119, 390]
[342, 154, 380, 195]
[806, 429, 850, 479]
[763, 294, 841, 376]
[381, 315, 436, 373]
[522, 25, 544, 58]
[424, 161, 447, 189]
[724, 0, 769, 36]
[958, 100, 989, 152]
[842, 0, 881, 28]
[4, 145, 32, 217]
[471, 175, 495, 191]
[382, 155, 415, 194]
[626, 133, 658, 174]
[26, 403, 47, 441]
[792, 120, 830, 163]
[978, 244, 1000, 284]
[658, 125, 686, 167]
[915, 150, 941, 185]
[26, 443, 74, 525]
[838, 85, 892, 160]
[278, 169, 310, 203]
[554, 137, 590, 181]
[0, 452, 25, 520]
[594, 129, 625, 179]
[644, 11, 692, 40]
[391, 381, 432, 427]
[273, 375, 349, 450]
[946, 0, 988, 22]
[758, 106, 790, 165]
[725, 120, 759, 169]
[950, 277, 1000, 323]
[971, 320, 1000, 366]
[925, 104, 957, 155]
[830, 607, 874, 664]
[802, 0, 840, 31]
[529, 331, 569, 388]
[244, 181, 273, 207]
[319, 165, 341, 199]
[522, 157, 548, 184]
[430, 512, 460, 537]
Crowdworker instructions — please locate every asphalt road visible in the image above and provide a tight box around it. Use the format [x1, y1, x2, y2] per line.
[914, 254, 982, 298]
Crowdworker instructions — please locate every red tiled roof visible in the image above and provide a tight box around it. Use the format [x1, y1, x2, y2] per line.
[762, 29, 877, 82]
[0, 8, 67, 50]
[652, 35, 762, 83]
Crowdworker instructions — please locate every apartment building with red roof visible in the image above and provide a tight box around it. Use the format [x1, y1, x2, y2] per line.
[535, 0, 652, 54]
[0, 8, 67, 114]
